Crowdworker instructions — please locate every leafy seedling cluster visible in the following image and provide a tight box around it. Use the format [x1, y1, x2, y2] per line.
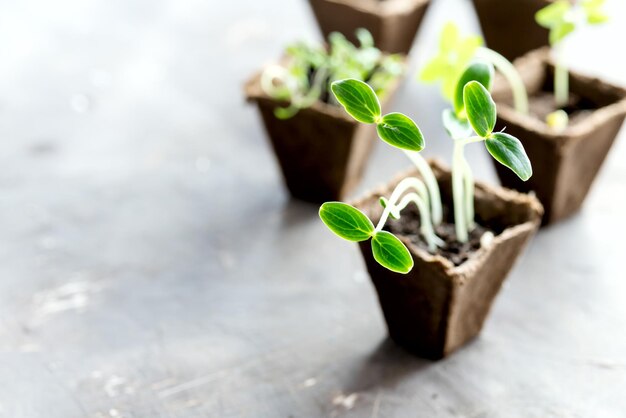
[260, 29, 404, 119]
[420, 22, 529, 116]
[319, 62, 532, 274]
[535, 0, 608, 126]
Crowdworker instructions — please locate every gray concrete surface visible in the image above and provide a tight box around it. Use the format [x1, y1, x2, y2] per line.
[1, 0, 626, 417]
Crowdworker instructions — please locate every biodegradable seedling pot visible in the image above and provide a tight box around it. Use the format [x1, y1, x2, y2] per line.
[491, 48, 626, 224]
[244, 71, 403, 203]
[308, 0, 430, 54]
[354, 161, 542, 359]
[472, 0, 551, 61]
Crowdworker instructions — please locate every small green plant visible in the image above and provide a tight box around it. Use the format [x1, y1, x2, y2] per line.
[535, 0, 608, 124]
[260, 29, 404, 119]
[319, 62, 532, 274]
[420, 22, 529, 116]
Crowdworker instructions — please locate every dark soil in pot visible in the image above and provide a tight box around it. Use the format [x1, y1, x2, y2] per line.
[491, 48, 626, 225]
[354, 160, 543, 359]
[308, 0, 430, 54]
[472, 0, 551, 61]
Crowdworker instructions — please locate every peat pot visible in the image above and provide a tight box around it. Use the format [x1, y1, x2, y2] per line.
[472, 0, 551, 61]
[244, 68, 403, 204]
[491, 48, 626, 224]
[308, 0, 430, 54]
[354, 161, 543, 359]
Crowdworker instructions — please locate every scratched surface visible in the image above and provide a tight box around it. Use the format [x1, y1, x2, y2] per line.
[1, 0, 626, 417]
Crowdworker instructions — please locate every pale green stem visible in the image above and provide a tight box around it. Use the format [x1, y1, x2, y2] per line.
[452, 141, 468, 243]
[394, 193, 440, 252]
[462, 157, 475, 231]
[476, 47, 529, 115]
[402, 150, 443, 226]
[375, 177, 429, 232]
[554, 47, 569, 108]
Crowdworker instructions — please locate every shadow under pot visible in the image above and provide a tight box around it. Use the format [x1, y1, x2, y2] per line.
[471, 0, 551, 61]
[354, 160, 543, 359]
[491, 48, 626, 225]
[307, 0, 430, 54]
[244, 69, 403, 204]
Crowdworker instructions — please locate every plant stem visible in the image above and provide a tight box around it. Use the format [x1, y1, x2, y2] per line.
[476, 47, 529, 115]
[462, 157, 475, 231]
[402, 150, 443, 226]
[452, 141, 468, 243]
[394, 193, 439, 252]
[554, 47, 569, 108]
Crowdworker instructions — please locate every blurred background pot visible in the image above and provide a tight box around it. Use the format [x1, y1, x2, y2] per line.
[308, 0, 431, 54]
[471, 0, 551, 61]
[244, 68, 404, 203]
[355, 161, 542, 359]
[491, 48, 626, 224]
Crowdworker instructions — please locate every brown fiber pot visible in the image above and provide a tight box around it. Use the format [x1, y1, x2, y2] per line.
[491, 48, 626, 225]
[354, 160, 543, 359]
[307, 0, 430, 54]
[244, 68, 403, 204]
[472, 0, 551, 61]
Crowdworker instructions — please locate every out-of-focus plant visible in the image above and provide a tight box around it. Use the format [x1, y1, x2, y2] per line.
[260, 29, 404, 119]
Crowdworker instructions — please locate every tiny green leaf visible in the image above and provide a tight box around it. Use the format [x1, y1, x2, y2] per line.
[319, 202, 375, 242]
[442, 109, 472, 139]
[485, 132, 532, 181]
[371, 231, 413, 274]
[550, 21, 576, 45]
[379, 197, 399, 220]
[331, 79, 381, 124]
[535, 0, 570, 28]
[376, 113, 424, 152]
[453, 62, 494, 116]
[463, 81, 496, 138]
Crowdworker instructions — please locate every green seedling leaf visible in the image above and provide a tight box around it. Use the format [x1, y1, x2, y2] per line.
[536, 0, 570, 28]
[371, 231, 413, 274]
[550, 21, 576, 45]
[485, 132, 532, 181]
[453, 62, 494, 116]
[583, 0, 608, 24]
[419, 21, 483, 102]
[356, 28, 375, 48]
[379, 197, 399, 220]
[463, 81, 496, 138]
[319, 202, 375, 242]
[376, 112, 424, 152]
[442, 109, 472, 139]
[331, 79, 381, 123]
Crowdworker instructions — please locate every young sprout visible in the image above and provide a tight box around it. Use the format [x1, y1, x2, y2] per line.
[420, 22, 529, 116]
[319, 64, 532, 274]
[260, 29, 404, 119]
[536, 0, 608, 110]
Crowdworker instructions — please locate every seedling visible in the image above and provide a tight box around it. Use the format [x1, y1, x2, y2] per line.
[260, 29, 404, 119]
[420, 22, 529, 116]
[319, 62, 532, 274]
[535, 0, 608, 123]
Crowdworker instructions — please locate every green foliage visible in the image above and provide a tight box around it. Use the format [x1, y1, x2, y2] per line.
[419, 22, 483, 101]
[536, 0, 608, 46]
[331, 79, 381, 123]
[376, 113, 425, 152]
[485, 132, 532, 181]
[463, 81, 496, 138]
[453, 62, 494, 117]
[442, 109, 472, 140]
[371, 231, 413, 274]
[261, 29, 404, 118]
[319, 202, 375, 242]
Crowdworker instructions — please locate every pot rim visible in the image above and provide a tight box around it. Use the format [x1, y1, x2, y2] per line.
[308, 0, 430, 16]
[352, 159, 543, 281]
[494, 47, 626, 145]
